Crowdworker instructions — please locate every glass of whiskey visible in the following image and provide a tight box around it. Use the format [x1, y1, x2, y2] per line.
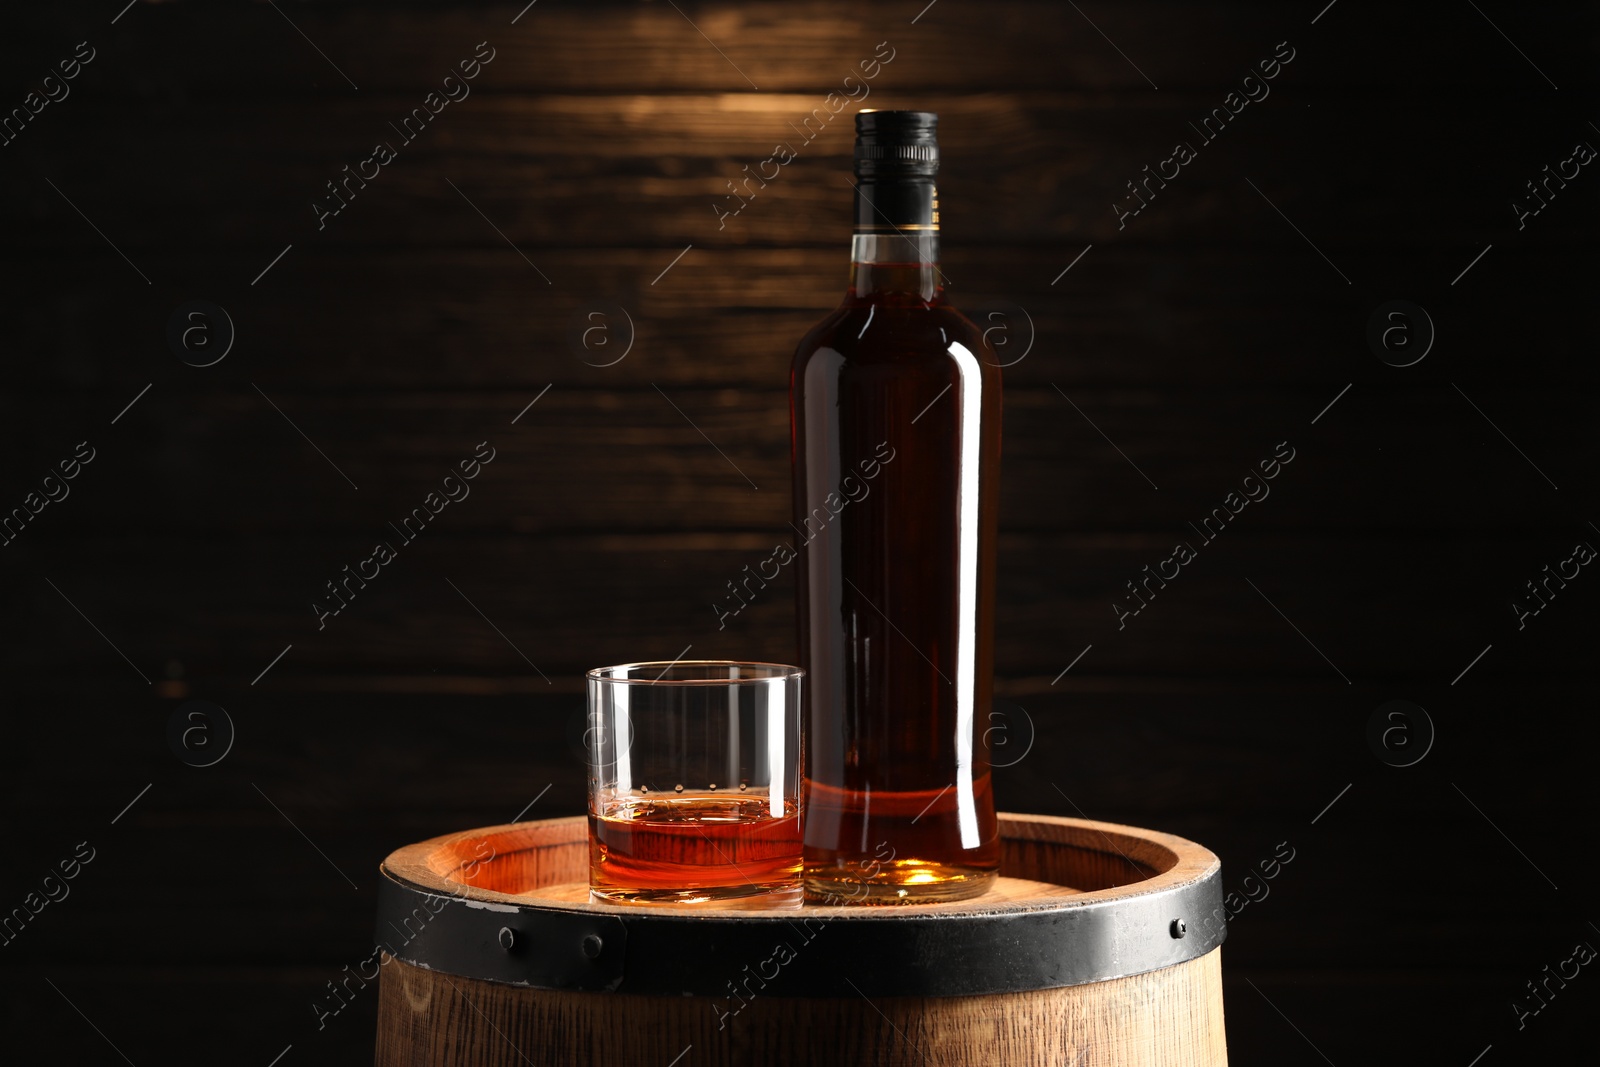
[585, 661, 803, 908]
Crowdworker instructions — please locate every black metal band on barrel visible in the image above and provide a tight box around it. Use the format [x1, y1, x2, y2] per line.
[375, 862, 1226, 998]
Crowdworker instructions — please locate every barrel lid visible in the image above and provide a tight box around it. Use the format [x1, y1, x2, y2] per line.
[375, 812, 1225, 998]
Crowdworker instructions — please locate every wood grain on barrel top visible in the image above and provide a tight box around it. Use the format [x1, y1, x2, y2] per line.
[383, 812, 1217, 916]
[518, 875, 1084, 907]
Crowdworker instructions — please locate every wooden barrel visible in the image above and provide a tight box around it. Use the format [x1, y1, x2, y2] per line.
[374, 812, 1228, 1066]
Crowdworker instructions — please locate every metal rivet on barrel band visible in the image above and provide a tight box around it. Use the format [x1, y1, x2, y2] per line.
[499, 927, 516, 950]
[1170, 919, 1186, 939]
[582, 934, 604, 959]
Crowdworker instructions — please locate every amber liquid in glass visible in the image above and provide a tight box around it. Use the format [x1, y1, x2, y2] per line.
[791, 232, 1004, 903]
[588, 792, 803, 905]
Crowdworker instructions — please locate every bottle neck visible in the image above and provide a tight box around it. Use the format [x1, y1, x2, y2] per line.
[848, 177, 941, 305]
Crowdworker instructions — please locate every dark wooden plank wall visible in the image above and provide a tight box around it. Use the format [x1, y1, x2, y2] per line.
[1, 2, 1596, 1064]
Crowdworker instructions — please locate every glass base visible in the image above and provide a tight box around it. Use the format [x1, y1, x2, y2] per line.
[804, 864, 998, 905]
[589, 882, 803, 910]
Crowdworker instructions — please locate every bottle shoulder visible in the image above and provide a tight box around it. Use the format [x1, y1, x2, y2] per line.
[792, 300, 989, 368]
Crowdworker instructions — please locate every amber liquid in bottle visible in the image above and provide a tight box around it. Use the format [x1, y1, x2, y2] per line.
[791, 111, 1001, 904]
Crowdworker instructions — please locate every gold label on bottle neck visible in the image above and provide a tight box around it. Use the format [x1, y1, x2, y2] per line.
[854, 223, 940, 233]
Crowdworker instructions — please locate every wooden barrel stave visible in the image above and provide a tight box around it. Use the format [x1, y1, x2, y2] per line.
[376, 950, 1225, 1066]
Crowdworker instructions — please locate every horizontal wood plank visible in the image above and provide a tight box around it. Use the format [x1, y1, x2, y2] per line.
[2, 246, 1594, 390]
[2, 525, 1590, 684]
[0, 385, 1592, 550]
[9, 2, 1593, 97]
[3, 93, 1596, 250]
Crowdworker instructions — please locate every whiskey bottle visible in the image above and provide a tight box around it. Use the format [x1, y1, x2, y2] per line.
[791, 110, 1002, 903]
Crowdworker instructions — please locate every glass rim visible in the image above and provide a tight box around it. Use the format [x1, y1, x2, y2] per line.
[586, 659, 804, 685]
